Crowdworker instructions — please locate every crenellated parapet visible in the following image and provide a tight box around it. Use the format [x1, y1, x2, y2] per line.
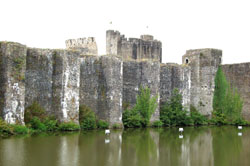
[65, 37, 98, 55]
[106, 30, 162, 62]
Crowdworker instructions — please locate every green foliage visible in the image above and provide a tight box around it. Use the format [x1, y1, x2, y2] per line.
[24, 102, 46, 124]
[58, 122, 80, 131]
[0, 118, 13, 135]
[152, 120, 163, 127]
[112, 123, 121, 129]
[30, 117, 47, 132]
[122, 86, 158, 128]
[190, 105, 208, 125]
[213, 66, 243, 123]
[135, 86, 158, 127]
[43, 118, 58, 131]
[79, 105, 96, 130]
[160, 89, 193, 126]
[97, 120, 109, 129]
[123, 109, 142, 128]
[12, 125, 29, 134]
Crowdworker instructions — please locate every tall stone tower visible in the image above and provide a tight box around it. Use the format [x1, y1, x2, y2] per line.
[106, 30, 122, 55]
[182, 49, 222, 117]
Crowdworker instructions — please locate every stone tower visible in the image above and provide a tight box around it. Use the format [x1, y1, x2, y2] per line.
[106, 30, 162, 62]
[182, 49, 222, 117]
[65, 37, 98, 55]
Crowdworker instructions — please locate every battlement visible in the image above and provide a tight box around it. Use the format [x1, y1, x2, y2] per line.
[65, 37, 98, 55]
[140, 35, 154, 41]
[106, 30, 162, 62]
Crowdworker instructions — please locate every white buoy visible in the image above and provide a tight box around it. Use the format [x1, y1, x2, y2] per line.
[179, 128, 184, 133]
[238, 126, 242, 130]
[105, 139, 110, 144]
[238, 132, 242, 136]
[105, 129, 110, 135]
[179, 135, 183, 139]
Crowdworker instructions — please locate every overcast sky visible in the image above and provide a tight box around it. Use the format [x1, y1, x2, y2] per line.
[1, 0, 250, 64]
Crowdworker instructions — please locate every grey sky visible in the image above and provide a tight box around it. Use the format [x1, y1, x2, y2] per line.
[1, 0, 249, 64]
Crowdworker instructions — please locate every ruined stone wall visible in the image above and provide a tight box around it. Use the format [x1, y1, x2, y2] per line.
[25, 48, 53, 114]
[160, 63, 191, 110]
[106, 30, 162, 62]
[52, 50, 80, 123]
[0, 42, 26, 124]
[122, 60, 160, 121]
[80, 55, 123, 125]
[222, 63, 250, 121]
[66, 37, 98, 55]
[182, 49, 222, 117]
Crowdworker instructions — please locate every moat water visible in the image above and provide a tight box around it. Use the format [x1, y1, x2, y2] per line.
[0, 126, 250, 166]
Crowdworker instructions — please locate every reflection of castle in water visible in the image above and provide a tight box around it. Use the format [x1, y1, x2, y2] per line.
[1, 127, 250, 166]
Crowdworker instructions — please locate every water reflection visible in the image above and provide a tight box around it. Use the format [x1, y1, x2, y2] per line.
[1, 127, 250, 166]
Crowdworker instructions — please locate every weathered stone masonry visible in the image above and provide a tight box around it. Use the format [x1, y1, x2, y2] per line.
[1, 30, 250, 125]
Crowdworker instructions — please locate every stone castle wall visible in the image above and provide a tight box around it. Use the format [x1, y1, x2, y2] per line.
[66, 37, 98, 55]
[1, 30, 250, 125]
[222, 63, 250, 121]
[106, 30, 162, 62]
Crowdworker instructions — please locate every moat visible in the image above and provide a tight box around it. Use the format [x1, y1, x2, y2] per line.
[1, 126, 250, 166]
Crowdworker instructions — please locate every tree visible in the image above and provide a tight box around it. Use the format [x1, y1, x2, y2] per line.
[213, 66, 243, 123]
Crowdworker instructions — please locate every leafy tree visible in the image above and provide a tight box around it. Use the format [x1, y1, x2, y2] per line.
[122, 86, 158, 128]
[134, 86, 158, 127]
[213, 66, 243, 123]
[160, 89, 193, 126]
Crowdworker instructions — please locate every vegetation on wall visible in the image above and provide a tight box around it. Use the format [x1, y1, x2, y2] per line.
[212, 66, 245, 125]
[122, 86, 158, 128]
[160, 89, 207, 127]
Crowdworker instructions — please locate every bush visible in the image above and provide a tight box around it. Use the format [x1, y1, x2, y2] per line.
[213, 66, 243, 123]
[0, 118, 13, 135]
[43, 118, 58, 131]
[112, 123, 122, 129]
[122, 86, 158, 128]
[123, 109, 142, 128]
[58, 122, 80, 131]
[24, 102, 46, 124]
[79, 105, 96, 130]
[152, 120, 163, 127]
[12, 125, 29, 135]
[135, 86, 158, 127]
[30, 117, 47, 132]
[160, 89, 193, 126]
[97, 120, 109, 129]
[190, 105, 208, 125]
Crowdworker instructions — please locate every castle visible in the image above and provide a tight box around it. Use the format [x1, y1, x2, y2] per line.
[0, 30, 250, 125]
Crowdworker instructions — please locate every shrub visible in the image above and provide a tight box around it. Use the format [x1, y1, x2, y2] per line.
[213, 66, 243, 123]
[79, 105, 96, 130]
[112, 123, 122, 129]
[0, 118, 13, 135]
[190, 105, 208, 125]
[30, 117, 47, 132]
[24, 102, 46, 124]
[12, 125, 29, 135]
[58, 122, 80, 131]
[160, 89, 193, 126]
[122, 86, 158, 128]
[123, 109, 142, 128]
[152, 120, 163, 127]
[135, 86, 158, 127]
[97, 120, 109, 129]
[43, 118, 58, 131]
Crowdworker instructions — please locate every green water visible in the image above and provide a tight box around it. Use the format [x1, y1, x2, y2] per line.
[0, 126, 250, 166]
